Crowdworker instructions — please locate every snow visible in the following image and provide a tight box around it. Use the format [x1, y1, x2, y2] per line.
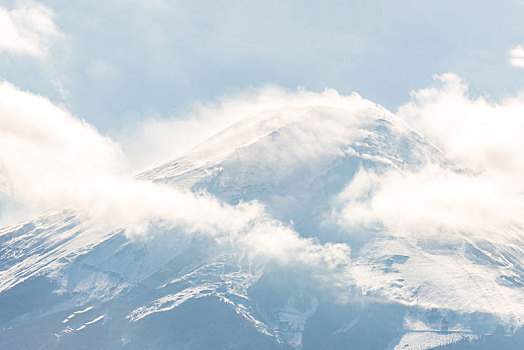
[393, 332, 479, 350]
[0, 101, 523, 349]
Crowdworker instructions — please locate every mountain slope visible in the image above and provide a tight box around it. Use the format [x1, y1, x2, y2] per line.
[0, 98, 523, 349]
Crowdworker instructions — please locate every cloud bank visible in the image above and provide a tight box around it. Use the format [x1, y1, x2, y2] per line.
[0, 1, 61, 58]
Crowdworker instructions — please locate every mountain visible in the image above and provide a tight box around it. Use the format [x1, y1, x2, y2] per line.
[1, 96, 523, 349]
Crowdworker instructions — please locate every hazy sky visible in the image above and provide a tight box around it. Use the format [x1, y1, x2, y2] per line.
[1, 0, 523, 133]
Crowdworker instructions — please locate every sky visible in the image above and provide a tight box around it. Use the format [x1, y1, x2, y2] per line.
[0, 0, 523, 134]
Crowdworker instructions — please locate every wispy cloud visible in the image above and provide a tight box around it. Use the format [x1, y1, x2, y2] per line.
[117, 85, 371, 171]
[509, 45, 524, 68]
[0, 1, 61, 58]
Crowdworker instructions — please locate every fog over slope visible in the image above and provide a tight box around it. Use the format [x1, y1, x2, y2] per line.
[1, 76, 524, 349]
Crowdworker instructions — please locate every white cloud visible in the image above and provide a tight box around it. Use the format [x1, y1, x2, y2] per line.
[0, 1, 61, 58]
[331, 74, 524, 318]
[117, 85, 373, 171]
[0, 82, 241, 230]
[335, 73, 524, 237]
[509, 44, 524, 68]
[335, 166, 523, 238]
[0, 82, 126, 213]
[0, 81, 352, 291]
[399, 73, 524, 174]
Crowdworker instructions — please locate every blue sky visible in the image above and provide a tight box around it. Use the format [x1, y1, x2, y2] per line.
[1, 0, 524, 133]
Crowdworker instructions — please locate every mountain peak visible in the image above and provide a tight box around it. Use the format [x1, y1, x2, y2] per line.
[1, 100, 523, 349]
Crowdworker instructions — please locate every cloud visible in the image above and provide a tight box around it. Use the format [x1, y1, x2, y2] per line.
[0, 1, 61, 58]
[335, 166, 524, 237]
[398, 73, 524, 175]
[509, 45, 524, 68]
[0, 81, 352, 292]
[332, 74, 524, 318]
[4, 73, 524, 317]
[116, 85, 374, 171]
[335, 73, 524, 237]
[0, 82, 126, 215]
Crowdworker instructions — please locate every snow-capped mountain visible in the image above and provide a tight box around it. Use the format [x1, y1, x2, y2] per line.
[1, 96, 523, 349]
